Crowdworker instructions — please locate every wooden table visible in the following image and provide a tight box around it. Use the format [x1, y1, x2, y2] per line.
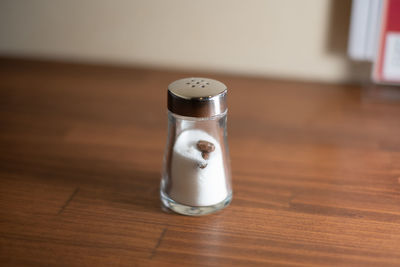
[1, 58, 400, 266]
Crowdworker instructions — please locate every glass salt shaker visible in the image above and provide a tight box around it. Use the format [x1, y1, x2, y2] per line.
[160, 77, 232, 216]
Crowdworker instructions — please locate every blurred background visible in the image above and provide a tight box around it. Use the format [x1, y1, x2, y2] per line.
[0, 0, 372, 83]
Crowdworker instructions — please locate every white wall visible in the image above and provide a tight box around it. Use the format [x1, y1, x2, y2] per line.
[0, 0, 370, 83]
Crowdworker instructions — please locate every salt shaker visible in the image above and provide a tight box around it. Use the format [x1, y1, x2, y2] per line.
[160, 78, 232, 216]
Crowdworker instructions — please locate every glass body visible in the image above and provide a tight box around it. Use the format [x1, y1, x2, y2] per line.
[160, 110, 232, 215]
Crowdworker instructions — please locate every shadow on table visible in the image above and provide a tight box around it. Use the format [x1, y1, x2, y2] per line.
[94, 168, 165, 214]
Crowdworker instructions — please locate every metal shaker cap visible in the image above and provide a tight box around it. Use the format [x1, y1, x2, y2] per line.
[167, 77, 227, 117]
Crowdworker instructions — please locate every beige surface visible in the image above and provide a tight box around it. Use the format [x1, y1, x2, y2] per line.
[0, 0, 370, 82]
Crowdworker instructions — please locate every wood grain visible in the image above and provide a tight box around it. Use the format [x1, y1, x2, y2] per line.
[1, 58, 400, 266]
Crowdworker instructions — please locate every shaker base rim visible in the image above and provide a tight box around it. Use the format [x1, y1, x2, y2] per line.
[160, 190, 232, 216]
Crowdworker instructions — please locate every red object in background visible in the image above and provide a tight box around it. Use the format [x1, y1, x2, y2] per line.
[373, 0, 400, 84]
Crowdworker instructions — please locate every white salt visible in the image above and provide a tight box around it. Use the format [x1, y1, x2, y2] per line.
[169, 129, 228, 206]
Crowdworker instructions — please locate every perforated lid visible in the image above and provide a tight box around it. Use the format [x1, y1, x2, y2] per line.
[167, 77, 227, 117]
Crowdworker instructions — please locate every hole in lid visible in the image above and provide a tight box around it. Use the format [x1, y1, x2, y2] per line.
[191, 85, 195, 87]
[196, 82, 200, 84]
[186, 82, 190, 84]
[191, 79, 195, 82]
[206, 82, 210, 85]
[201, 85, 205, 88]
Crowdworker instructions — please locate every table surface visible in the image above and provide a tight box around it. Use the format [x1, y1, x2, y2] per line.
[1, 58, 400, 266]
